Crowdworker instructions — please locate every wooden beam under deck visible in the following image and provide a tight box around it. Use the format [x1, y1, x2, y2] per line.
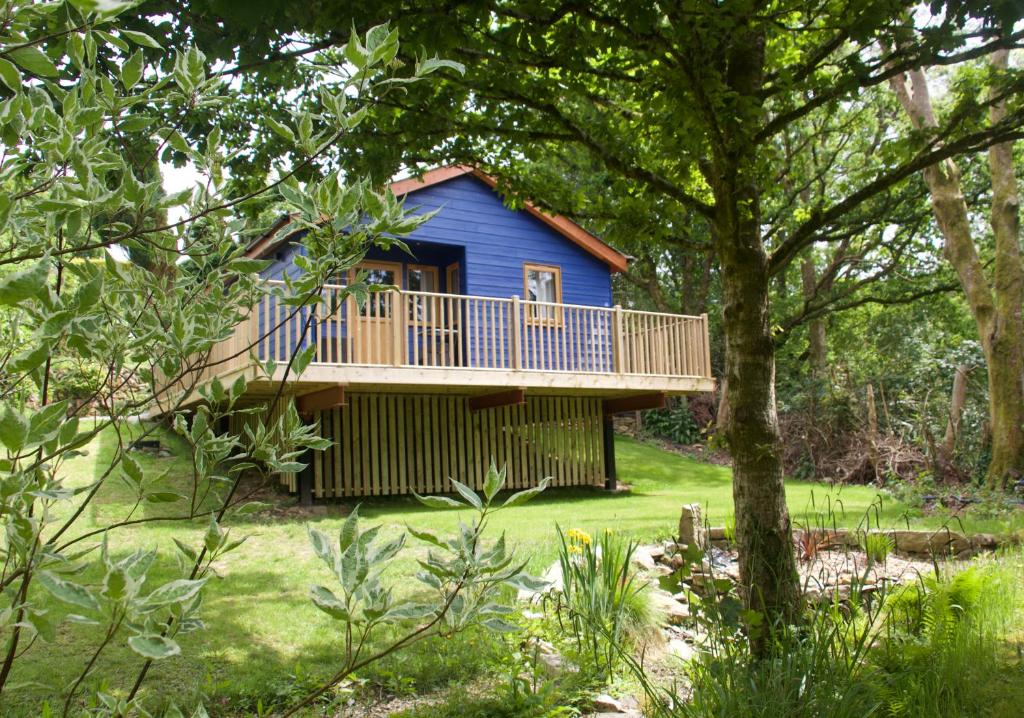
[603, 393, 667, 415]
[296, 386, 347, 417]
[468, 389, 526, 412]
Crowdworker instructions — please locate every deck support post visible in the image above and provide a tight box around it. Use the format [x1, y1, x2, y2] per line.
[612, 305, 625, 373]
[603, 414, 617, 491]
[297, 409, 315, 507]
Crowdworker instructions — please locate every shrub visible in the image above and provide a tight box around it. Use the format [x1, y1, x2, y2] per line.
[642, 399, 701, 445]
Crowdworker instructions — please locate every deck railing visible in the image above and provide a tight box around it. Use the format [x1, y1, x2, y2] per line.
[250, 281, 711, 378]
[161, 281, 712, 396]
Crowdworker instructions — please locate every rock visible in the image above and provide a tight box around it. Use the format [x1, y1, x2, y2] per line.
[593, 695, 625, 712]
[526, 638, 564, 677]
[667, 638, 697, 661]
[649, 544, 666, 561]
[708, 526, 727, 540]
[672, 591, 689, 603]
[650, 588, 691, 625]
[663, 553, 685, 570]
[585, 713, 642, 718]
[632, 546, 657, 570]
[888, 529, 970, 556]
[970, 533, 999, 550]
[679, 504, 708, 551]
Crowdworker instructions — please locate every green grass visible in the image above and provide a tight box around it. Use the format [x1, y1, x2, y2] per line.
[4, 428, 1021, 716]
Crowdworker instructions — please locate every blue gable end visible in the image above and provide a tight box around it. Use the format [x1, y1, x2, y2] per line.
[261, 174, 614, 307]
[398, 175, 613, 307]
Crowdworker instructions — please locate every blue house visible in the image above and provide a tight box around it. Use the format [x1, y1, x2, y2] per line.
[180, 166, 713, 500]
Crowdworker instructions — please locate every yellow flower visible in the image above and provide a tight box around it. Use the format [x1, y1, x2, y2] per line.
[566, 528, 592, 545]
[567, 544, 582, 555]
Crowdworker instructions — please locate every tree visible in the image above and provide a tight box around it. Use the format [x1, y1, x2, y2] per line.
[888, 46, 1024, 489]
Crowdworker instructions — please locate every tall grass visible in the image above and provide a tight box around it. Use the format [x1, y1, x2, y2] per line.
[548, 527, 656, 681]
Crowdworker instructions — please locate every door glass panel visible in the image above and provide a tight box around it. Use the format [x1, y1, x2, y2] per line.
[359, 266, 396, 317]
[408, 268, 436, 292]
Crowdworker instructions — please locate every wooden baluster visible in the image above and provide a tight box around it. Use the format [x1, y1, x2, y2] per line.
[511, 296, 522, 370]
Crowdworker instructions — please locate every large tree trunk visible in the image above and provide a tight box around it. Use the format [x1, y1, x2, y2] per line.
[707, 26, 800, 654]
[715, 189, 801, 647]
[890, 54, 1024, 489]
[985, 49, 1024, 487]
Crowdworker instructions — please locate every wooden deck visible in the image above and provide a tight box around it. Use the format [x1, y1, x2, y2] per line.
[157, 281, 715, 409]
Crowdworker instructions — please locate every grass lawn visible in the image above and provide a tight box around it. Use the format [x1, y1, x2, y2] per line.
[5, 426, 1021, 716]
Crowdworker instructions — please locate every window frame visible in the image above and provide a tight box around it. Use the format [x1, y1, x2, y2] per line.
[523, 262, 563, 325]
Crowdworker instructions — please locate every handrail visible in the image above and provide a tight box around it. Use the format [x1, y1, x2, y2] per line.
[160, 279, 713, 393]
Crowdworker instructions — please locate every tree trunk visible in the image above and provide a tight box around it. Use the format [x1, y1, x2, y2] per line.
[942, 364, 970, 460]
[985, 49, 1024, 488]
[800, 260, 828, 377]
[705, 26, 799, 653]
[890, 55, 1024, 489]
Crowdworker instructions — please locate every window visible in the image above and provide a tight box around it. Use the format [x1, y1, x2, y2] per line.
[524, 263, 562, 323]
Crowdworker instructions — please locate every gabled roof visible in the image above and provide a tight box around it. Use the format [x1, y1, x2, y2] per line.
[245, 165, 629, 273]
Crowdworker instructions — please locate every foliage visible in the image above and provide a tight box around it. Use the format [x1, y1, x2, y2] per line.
[0, 1, 465, 713]
[624, 534, 1023, 718]
[285, 462, 551, 714]
[549, 527, 655, 682]
[860, 532, 895, 566]
[641, 399, 701, 446]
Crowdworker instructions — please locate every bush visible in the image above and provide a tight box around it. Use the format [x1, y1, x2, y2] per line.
[642, 399, 701, 445]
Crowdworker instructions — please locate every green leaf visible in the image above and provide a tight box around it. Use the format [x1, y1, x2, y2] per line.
[413, 493, 466, 510]
[265, 116, 295, 144]
[227, 257, 271, 274]
[102, 567, 128, 601]
[127, 634, 181, 659]
[0, 58, 21, 91]
[501, 478, 551, 508]
[74, 271, 103, 310]
[120, 30, 162, 49]
[122, 451, 143, 483]
[120, 50, 143, 89]
[481, 617, 520, 633]
[483, 460, 506, 502]
[37, 571, 99, 611]
[172, 538, 197, 562]
[140, 579, 205, 610]
[447, 478, 482, 510]
[204, 516, 223, 553]
[9, 47, 58, 78]
[406, 526, 445, 548]
[338, 506, 360, 553]
[416, 55, 465, 77]
[0, 259, 49, 305]
[309, 585, 349, 620]
[308, 526, 334, 564]
[502, 573, 549, 593]
[145, 492, 184, 504]
[0, 404, 30, 452]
